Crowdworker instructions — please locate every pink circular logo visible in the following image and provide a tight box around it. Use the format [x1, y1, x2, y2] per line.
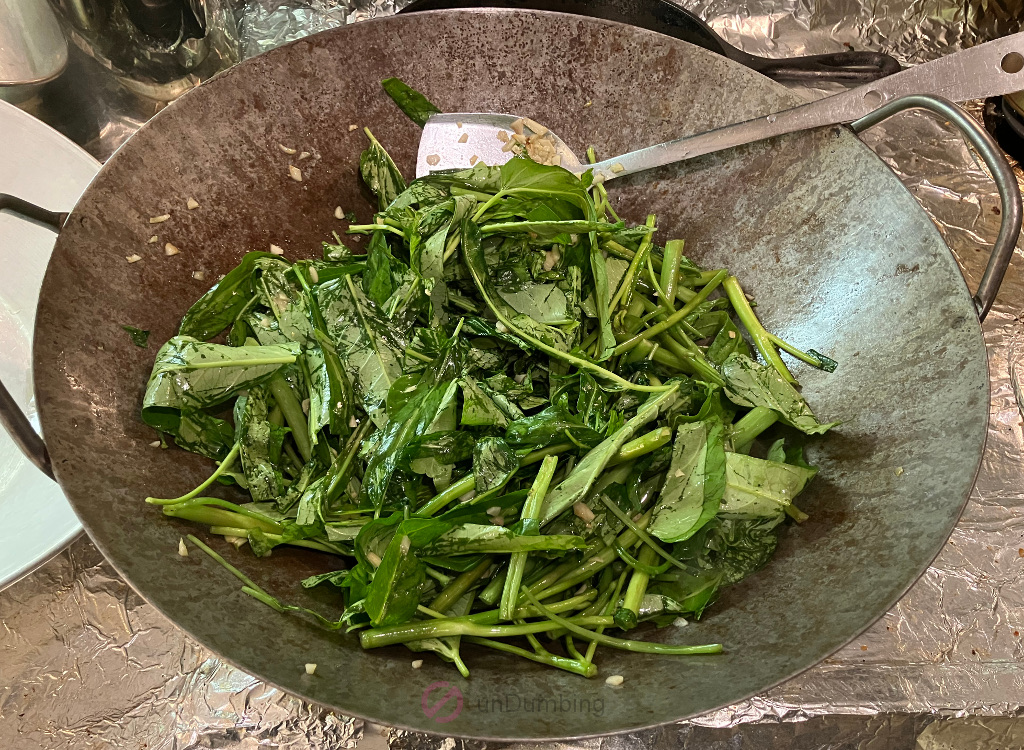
[421, 680, 464, 723]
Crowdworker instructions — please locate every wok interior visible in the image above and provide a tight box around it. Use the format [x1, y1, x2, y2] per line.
[34, 10, 987, 738]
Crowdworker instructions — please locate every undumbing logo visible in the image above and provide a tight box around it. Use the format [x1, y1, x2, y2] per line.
[421, 681, 464, 723]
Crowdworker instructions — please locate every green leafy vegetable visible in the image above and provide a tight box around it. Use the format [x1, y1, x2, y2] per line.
[381, 77, 442, 128]
[140, 116, 840, 678]
[123, 325, 150, 348]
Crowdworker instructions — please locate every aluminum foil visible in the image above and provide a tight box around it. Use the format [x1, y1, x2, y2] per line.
[4, 2, 1024, 747]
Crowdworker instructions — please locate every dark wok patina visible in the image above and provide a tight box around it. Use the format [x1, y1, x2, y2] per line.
[28, 10, 1000, 738]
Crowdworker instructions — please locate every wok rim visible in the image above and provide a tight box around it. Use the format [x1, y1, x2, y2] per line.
[34, 8, 990, 740]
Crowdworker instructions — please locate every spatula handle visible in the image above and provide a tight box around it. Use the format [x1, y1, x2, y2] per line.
[591, 31, 1024, 182]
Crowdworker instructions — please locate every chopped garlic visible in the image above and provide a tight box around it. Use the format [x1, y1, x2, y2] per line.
[335, 206, 344, 220]
[164, 243, 179, 256]
[400, 535, 411, 554]
[610, 163, 625, 173]
[426, 154, 441, 166]
[149, 214, 170, 224]
[125, 254, 142, 263]
[304, 663, 317, 675]
[605, 675, 624, 687]
[469, 155, 479, 165]
[186, 197, 199, 210]
[456, 121, 463, 128]
[270, 244, 285, 255]
[522, 117, 548, 136]
[672, 617, 689, 628]
[192, 270, 205, 281]
[584, 100, 593, 108]
[177, 538, 188, 557]
[489, 515, 505, 526]
[728, 330, 736, 339]
[308, 266, 319, 283]
[348, 124, 358, 132]
[149, 440, 161, 448]
[496, 130, 510, 143]
[458, 133, 469, 143]
[279, 144, 297, 155]
[543, 247, 560, 272]
[411, 659, 424, 669]
[148, 235, 159, 244]
[301, 398, 310, 415]
[225, 536, 247, 548]
[299, 151, 311, 160]
[288, 165, 302, 182]
[511, 118, 525, 136]
[349, 414, 358, 428]
[486, 506, 502, 517]
[366, 551, 382, 567]
[573, 501, 596, 524]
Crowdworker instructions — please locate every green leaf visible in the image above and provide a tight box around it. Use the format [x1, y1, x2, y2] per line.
[381, 78, 441, 128]
[365, 531, 425, 626]
[505, 396, 603, 448]
[668, 515, 785, 588]
[540, 383, 680, 524]
[233, 386, 286, 503]
[171, 411, 235, 460]
[142, 337, 299, 429]
[178, 251, 276, 340]
[420, 524, 586, 556]
[301, 570, 350, 588]
[472, 437, 519, 494]
[363, 231, 398, 307]
[402, 430, 476, 468]
[361, 380, 459, 509]
[122, 325, 150, 348]
[319, 276, 405, 428]
[460, 376, 522, 428]
[461, 219, 572, 353]
[497, 283, 570, 325]
[721, 353, 839, 435]
[424, 163, 502, 193]
[718, 452, 816, 517]
[253, 258, 315, 347]
[649, 421, 726, 543]
[703, 313, 751, 366]
[360, 129, 407, 211]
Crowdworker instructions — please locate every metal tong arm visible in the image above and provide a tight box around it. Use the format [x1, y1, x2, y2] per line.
[590, 31, 1024, 183]
[0, 194, 64, 479]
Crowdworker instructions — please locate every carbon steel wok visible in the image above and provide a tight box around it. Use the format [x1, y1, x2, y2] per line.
[1, 9, 1020, 740]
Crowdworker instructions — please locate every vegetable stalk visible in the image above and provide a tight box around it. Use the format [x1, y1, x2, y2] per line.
[500, 455, 559, 619]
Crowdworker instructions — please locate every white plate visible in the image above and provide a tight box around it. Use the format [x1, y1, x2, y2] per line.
[0, 100, 99, 588]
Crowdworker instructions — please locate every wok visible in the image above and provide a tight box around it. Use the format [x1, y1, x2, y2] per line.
[0, 10, 1019, 739]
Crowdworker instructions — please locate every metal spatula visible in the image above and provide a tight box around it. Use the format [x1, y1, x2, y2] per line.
[416, 31, 1024, 181]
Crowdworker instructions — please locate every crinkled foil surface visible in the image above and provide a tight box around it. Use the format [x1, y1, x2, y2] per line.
[3, 1, 1024, 747]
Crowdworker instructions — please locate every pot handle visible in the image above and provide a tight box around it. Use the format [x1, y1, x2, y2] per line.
[0, 194, 66, 480]
[848, 95, 1022, 321]
[738, 50, 902, 84]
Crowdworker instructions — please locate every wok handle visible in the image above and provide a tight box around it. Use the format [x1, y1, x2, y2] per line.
[849, 96, 1022, 321]
[0, 193, 64, 480]
[734, 49, 902, 84]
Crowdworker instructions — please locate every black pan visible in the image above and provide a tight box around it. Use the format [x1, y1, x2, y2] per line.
[0, 9, 1018, 740]
[399, 0, 903, 82]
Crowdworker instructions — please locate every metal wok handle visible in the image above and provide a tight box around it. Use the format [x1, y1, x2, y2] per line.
[734, 49, 902, 84]
[848, 96, 1022, 321]
[0, 194, 65, 479]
